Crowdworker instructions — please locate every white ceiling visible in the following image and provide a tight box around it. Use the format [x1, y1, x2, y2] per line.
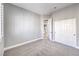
[13, 3, 73, 16]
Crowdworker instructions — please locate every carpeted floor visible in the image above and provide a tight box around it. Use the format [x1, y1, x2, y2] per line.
[4, 39, 79, 56]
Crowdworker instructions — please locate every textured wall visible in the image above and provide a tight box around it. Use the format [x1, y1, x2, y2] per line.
[4, 3, 41, 48]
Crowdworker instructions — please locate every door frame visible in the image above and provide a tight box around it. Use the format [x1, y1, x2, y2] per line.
[48, 18, 53, 41]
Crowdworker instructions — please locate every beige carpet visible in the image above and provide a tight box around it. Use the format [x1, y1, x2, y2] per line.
[4, 39, 79, 56]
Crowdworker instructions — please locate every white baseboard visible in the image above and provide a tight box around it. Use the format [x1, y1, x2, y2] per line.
[52, 40, 79, 49]
[4, 37, 43, 51]
[75, 46, 79, 49]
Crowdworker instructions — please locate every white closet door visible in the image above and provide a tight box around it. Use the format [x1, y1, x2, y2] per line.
[54, 18, 76, 47]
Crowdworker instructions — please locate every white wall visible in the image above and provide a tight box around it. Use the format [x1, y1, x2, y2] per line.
[4, 3, 41, 48]
[52, 4, 79, 47]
